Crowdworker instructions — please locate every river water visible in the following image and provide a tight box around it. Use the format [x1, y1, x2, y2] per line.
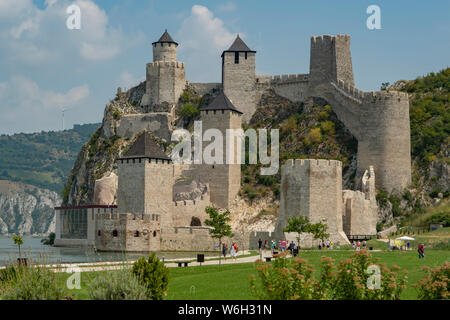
[0, 236, 215, 266]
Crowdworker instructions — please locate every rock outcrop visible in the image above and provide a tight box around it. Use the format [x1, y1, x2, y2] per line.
[0, 180, 60, 235]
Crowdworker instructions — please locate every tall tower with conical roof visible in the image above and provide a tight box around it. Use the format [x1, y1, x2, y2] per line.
[141, 30, 186, 110]
[199, 92, 242, 208]
[221, 35, 256, 122]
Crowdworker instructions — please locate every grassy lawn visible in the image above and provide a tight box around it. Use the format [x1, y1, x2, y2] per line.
[58, 249, 449, 300]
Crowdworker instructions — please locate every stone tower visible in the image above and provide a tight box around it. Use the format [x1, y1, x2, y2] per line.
[274, 159, 350, 245]
[309, 34, 354, 87]
[141, 30, 186, 110]
[199, 92, 242, 209]
[222, 35, 256, 123]
[116, 132, 173, 226]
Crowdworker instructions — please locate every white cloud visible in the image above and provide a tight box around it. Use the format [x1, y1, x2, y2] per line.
[176, 5, 238, 82]
[0, 0, 136, 63]
[216, 2, 237, 13]
[0, 76, 89, 134]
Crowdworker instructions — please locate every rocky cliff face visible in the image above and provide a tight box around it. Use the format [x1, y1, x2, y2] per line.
[0, 180, 60, 235]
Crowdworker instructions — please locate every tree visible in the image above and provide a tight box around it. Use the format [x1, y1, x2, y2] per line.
[12, 235, 23, 259]
[132, 254, 170, 300]
[283, 216, 312, 248]
[309, 221, 329, 242]
[204, 207, 234, 265]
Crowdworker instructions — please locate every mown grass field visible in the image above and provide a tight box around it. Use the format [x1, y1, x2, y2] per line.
[58, 249, 449, 300]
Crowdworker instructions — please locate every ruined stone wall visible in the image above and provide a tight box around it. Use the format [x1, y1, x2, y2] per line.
[342, 190, 377, 235]
[222, 52, 256, 122]
[274, 159, 350, 245]
[171, 195, 211, 227]
[160, 226, 217, 251]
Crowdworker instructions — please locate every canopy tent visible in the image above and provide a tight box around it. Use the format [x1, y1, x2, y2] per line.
[395, 236, 415, 241]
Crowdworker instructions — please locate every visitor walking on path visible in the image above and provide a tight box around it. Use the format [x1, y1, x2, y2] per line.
[222, 242, 228, 260]
[281, 240, 287, 252]
[418, 244, 425, 259]
[289, 241, 295, 255]
[356, 241, 361, 251]
[258, 238, 262, 251]
[270, 239, 275, 253]
[230, 242, 237, 261]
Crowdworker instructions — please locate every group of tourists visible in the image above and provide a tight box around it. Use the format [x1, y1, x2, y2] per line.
[351, 240, 367, 251]
[221, 242, 239, 261]
[258, 239, 298, 255]
[318, 239, 337, 250]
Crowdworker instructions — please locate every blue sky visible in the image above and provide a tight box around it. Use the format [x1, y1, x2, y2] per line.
[0, 0, 449, 135]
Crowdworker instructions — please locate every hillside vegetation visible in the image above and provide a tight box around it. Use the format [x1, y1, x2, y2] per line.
[0, 123, 99, 192]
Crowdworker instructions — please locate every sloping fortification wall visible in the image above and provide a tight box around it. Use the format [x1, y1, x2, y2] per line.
[255, 74, 309, 103]
[308, 34, 411, 192]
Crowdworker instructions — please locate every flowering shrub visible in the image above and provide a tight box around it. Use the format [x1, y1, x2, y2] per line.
[249, 250, 408, 300]
[413, 262, 449, 300]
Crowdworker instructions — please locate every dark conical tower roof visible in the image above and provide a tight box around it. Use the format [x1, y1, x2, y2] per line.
[222, 35, 255, 56]
[152, 29, 178, 45]
[119, 132, 171, 161]
[199, 92, 243, 114]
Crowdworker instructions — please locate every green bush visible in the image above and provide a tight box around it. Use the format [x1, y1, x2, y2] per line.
[249, 250, 408, 300]
[87, 268, 149, 300]
[180, 103, 199, 120]
[413, 262, 449, 300]
[132, 254, 170, 300]
[0, 265, 67, 300]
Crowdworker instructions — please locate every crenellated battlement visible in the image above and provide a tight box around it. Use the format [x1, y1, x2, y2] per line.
[362, 90, 409, 103]
[283, 158, 342, 169]
[147, 61, 185, 69]
[97, 212, 161, 222]
[311, 34, 350, 44]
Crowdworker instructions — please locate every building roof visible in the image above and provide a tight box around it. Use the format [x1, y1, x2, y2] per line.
[199, 92, 243, 114]
[119, 132, 171, 161]
[222, 35, 255, 56]
[152, 29, 178, 45]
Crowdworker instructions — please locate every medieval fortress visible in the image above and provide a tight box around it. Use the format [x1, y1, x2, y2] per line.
[54, 30, 411, 251]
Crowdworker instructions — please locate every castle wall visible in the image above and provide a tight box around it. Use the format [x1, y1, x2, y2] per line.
[255, 74, 309, 103]
[222, 52, 256, 122]
[172, 195, 211, 227]
[189, 82, 222, 96]
[160, 226, 217, 251]
[95, 213, 161, 252]
[116, 113, 172, 141]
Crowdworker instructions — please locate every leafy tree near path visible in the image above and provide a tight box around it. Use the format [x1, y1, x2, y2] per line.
[283, 216, 330, 248]
[283, 216, 312, 248]
[204, 206, 234, 266]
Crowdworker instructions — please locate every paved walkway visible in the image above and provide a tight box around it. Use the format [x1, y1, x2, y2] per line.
[47, 250, 271, 273]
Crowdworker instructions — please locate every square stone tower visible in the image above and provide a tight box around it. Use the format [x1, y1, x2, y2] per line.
[222, 35, 256, 123]
[141, 30, 186, 110]
[199, 92, 242, 209]
[274, 159, 350, 245]
[116, 132, 174, 227]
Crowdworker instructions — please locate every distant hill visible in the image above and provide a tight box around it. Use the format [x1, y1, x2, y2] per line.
[0, 123, 100, 193]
